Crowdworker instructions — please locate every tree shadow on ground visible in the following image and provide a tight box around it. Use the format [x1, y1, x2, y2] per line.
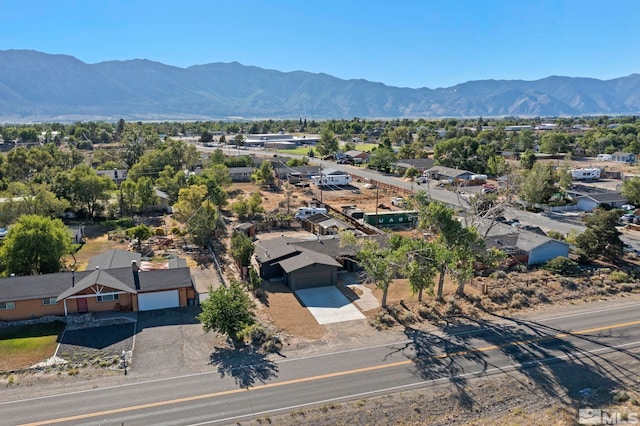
[209, 346, 278, 389]
[394, 311, 640, 411]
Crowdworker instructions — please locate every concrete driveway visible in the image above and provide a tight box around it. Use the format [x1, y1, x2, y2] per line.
[296, 286, 366, 324]
[130, 306, 222, 376]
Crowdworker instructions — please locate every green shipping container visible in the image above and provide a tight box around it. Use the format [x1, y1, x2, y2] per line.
[364, 210, 418, 226]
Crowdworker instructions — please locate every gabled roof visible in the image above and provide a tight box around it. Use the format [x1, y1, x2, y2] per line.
[0, 266, 193, 304]
[253, 236, 300, 263]
[344, 150, 368, 158]
[87, 249, 141, 270]
[155, 188, 169, 199]
[396, 158, 434, 170]
[0, 272, 85, 303]
[57, 269, 137, 302]
[578, 192, 627, 204]
[478, 221, 569, 252]
[425, 166, 473, 178]
[278, 251, 341, 273]
[228, 166, 254, 174]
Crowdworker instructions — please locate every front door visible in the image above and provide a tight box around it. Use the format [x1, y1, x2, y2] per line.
[76, 298, 88, 313]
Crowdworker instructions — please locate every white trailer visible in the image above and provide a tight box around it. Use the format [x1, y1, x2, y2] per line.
[311, 174, 353, 187]
[570, 168, 601, 180]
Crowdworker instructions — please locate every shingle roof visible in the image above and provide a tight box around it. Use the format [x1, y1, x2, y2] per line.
[278, 251, 341, 273]
[0, 267, 192, 303]
[57, 270, 137, 302]
[578, 192, 627, 203]
[86, 249, 141, 270]
[425, 166, 473, 178]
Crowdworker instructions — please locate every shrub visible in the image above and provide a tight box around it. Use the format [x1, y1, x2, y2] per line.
[610, 271, 630, 283]
[509, 293, 528, 309]
[536, 289, 550, 303]
[547, 230, 565, 241]
[154, 227, 165, 236]
[544, 257, 581, 276]
[491, 270, 508, 280]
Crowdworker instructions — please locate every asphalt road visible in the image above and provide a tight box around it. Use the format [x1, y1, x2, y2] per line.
[4, 299, 640, 425]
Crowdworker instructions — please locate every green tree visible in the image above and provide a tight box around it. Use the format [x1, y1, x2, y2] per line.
[341, 232, 397, 309]
[252, 160, 275, 187]
[188, 199, 224, 248]
[120, 179, 137, 214]
[127, 224, 153, 241]
[197, 280, 256, 340]
[368, 145, 397, 172]
[136, 176, 157, 211]
[316, 128, 339, 156]
[622, 176, 640, 205]
[576, 209, 624, 262]
[519, 149, 537, 170]
[0, 215, 72, 275]
[174, 184, 208, 222]
[518, 162, 556, 207]
[397, 238, 437, 302]
[539, 132, 572, 154]
[486, 155, 507, 177]
[230, 232, 255, 267]
[60, 165, 116, 217]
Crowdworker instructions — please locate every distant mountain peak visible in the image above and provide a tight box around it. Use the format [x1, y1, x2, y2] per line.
[0, 49, 639, 121]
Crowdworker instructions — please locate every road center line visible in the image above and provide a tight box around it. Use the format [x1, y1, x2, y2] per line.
[19, 318, 640, 426]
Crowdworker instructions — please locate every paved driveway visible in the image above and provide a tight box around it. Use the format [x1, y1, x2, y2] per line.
[57, 323, 135, 365]
[130, 306, 222, 376]
[296, 286, 366, 324]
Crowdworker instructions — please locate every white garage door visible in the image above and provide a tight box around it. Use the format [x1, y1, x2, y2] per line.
[138, 290, 179, 311]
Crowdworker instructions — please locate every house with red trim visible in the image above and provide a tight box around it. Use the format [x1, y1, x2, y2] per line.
[0, 249, 196, 322]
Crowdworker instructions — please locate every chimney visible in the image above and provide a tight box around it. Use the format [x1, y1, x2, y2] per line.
[72, 269, 75, 287]
[132, 260, 141, 290]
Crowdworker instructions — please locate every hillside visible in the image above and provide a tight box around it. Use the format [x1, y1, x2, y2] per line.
[1, 50, 640, 121]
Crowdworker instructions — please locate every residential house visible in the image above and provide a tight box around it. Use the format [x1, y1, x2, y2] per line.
[96, 169, 129, 185]
[481, 222, 570, 266]
[423, 166, 474, 184]
[611, 152, 636, 164]
[344, 150, 371, 163]
[155, 189, 171, 212]
[301, 213, 353, 236]
[253, 235, 361, 289]
[228, 166, 254, 182]
[395, 158, 435, 174]
[0, 249, 194, 321]
[577, 192, 628, 212]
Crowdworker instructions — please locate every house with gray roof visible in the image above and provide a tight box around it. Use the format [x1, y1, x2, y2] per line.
[480, 222, 569, 265]
[0, 250, 195, 322]
[253, 235, 358, 289]
[577, 192, 627, 212]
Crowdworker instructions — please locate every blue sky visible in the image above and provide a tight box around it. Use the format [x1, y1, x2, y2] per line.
[1, 0, 639, 89]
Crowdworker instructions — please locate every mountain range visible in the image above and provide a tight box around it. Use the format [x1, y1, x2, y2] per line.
[1, 49, 640, 122]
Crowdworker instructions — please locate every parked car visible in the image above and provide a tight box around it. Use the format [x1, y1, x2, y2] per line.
[416, 176, 428, 184]
[621, 214, 636, 222]
[391, 197, 405, 207]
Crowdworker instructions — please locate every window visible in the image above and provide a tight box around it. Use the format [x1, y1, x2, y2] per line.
[96, 294, 119, 303]
[42, 297, 57, 306]
[0, 301, 15, 310]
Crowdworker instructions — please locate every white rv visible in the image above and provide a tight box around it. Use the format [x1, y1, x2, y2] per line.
[311, 174, 352, 187]
[570, 168, 601, 180]
[294, 207, 328, 220]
